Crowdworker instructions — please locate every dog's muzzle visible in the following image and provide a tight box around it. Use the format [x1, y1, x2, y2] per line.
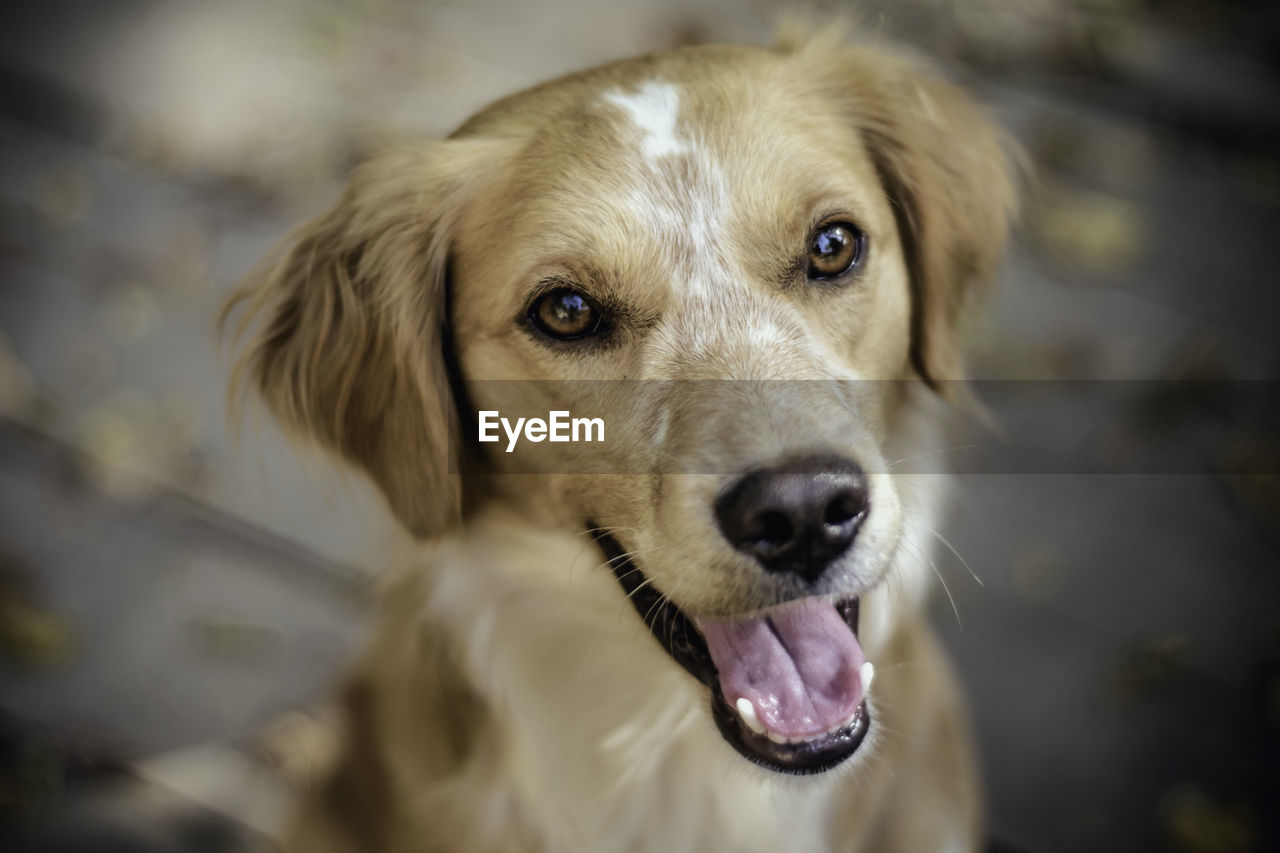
[591, 526, 873, 775]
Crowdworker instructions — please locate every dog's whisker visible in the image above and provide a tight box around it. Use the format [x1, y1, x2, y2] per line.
[591, 543, 671, 571]
[612, 565, 647, 584]
[594, 548, 671, 582]
[571, 533, 641, 577]
[885, 443, 977, 470]
[590, 557, 649, 588]
[658, 577, 693, 653]
[624, 577, 657, 603]
[925, 526, 983, 587]
[580, 525, 640, 538]
[899, 535, 964, 631]
[641, 590, 675, 629]
[927, 556, 962, 631]
[584, 542, 671, 582]
[894, 507, 985, 592]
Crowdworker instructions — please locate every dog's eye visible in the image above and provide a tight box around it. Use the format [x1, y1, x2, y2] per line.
[529, 288, 604, 340]
[807, 222, 865, 280]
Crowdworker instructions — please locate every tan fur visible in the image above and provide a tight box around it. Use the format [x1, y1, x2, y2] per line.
[228, 34, 1012, 853]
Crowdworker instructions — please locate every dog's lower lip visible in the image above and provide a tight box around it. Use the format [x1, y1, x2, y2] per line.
[589, 527, 870, 774]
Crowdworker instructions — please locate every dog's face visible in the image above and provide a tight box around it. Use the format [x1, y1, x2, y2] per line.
[232, 40, 1011, 775]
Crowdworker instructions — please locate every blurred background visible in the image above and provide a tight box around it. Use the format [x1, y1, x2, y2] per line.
[0, 1, 1277, 851]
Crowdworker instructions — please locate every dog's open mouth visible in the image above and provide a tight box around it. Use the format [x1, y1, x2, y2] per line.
[591, 530, 871, 774]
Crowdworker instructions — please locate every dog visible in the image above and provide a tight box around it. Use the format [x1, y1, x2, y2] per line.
[227, 28, 1013, 853]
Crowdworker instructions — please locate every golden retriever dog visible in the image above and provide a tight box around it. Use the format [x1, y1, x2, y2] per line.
[228, 29, 1012, 853]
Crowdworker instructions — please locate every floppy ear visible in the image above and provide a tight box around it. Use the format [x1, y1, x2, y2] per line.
[225, 142, 496, 539]
[834, 47, 1015, 390]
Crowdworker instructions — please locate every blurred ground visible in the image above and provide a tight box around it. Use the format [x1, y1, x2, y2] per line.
[0, 1, 1278, 851]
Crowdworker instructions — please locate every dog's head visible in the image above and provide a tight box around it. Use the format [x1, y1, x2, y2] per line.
[229, 38, 1012, 774]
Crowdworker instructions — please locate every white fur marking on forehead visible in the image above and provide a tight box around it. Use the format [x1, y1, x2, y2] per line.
[602, 81, 687, 161]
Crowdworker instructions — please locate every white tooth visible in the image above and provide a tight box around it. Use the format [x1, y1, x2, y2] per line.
[860, 661, 875, 695]
[767, 730, 789, 744]
[735, 697, 767, 735]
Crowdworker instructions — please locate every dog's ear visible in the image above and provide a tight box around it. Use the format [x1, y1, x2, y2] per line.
[829, 47, 1015, 390]
[225, 142, 499, 539]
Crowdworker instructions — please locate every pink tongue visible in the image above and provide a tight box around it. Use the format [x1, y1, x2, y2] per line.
[696, 598, 865, 740]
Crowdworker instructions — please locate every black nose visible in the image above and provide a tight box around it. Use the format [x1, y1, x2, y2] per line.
[714, 455, 869, 582]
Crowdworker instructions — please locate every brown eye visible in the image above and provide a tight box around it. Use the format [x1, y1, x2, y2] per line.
[807, 222, 865, 280]
[530, 288, 604, 340]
